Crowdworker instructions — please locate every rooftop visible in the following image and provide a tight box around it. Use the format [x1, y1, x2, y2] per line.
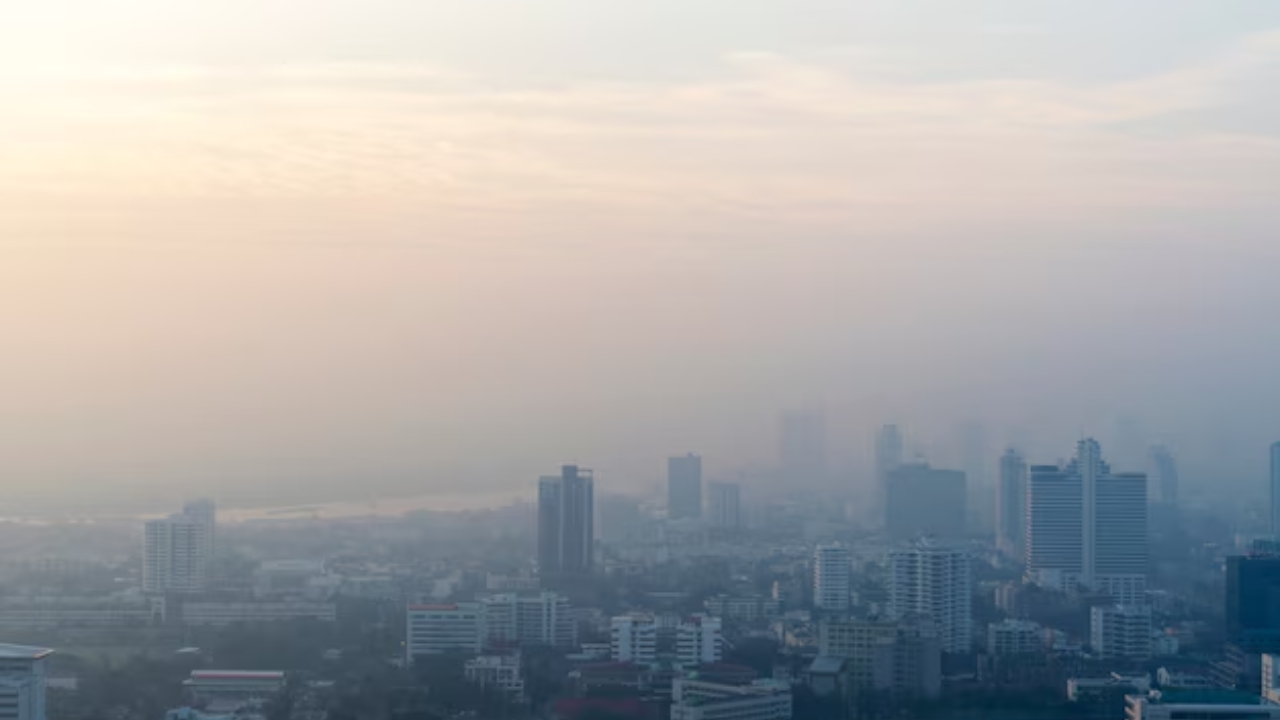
[0, 644, 54, 660]
[1148, 690, 1267, 706]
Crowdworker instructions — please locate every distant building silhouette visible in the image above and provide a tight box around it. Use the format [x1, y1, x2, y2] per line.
[885, 463, 966, 540]
[875, 425, 904, 516]
[1226, 554, 1280, 641]
[779, 411, 827, 487]
[1149, 445, 1179, 507]
[1271, 443, 1280, 537]
[537, 465, 594, 579]
[667, 454, 703, 520]
[996, 449, 1028, 560]
[706, 481, 741, 529]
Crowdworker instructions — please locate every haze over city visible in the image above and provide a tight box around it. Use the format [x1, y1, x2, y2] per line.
[4, 1, 1280, 515]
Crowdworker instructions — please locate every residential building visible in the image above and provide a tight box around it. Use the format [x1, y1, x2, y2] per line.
[887, 539, 972, 654]
[0, 644, 52, 720]
[611, 614, 657, 664]
[1126, 690, 1280, 720]
[669, 454, 703, 520]
[670, 679, 792, 720]
[872, 617, 942, 699]
[1026, 440, 1148, 605]
[1091, 605, 1152, 660]
[482, 592, 576, 649]
[885, 464, 967, 540]
[1225, 554, 1280, 640]
[406, 603, 485, 660]
[997, 450, 1028, 560]
[143, 514, 211, 594]
[465, 654, 525, 700]
[707, 482, 742, 529]
[677, 615, 723, 666]
[538, 465, 595, 579]
[813, 544, 851, 612]
[987, 619, 1042, 656]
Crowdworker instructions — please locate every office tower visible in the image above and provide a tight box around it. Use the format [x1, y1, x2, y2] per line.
[1090, 605, 1152, 660]
[1272, 443, 1280, 537]
[668, 454, 703, 520]
[597, 494, 642, 544]
[143, 514, 211, 594]
[1025, 439, 1148, 605]
[676, 614, 723, 666]
[780, 411, 827, 486]
[537, 465, 594, 578]
[1149, 446, 1179, 507]
[1225, 554, 1280, 640]
[0, 645, 52, 720]
[887, 539, 973, 654]
[405, 603, 486, 660]
[884, 463, 967, 540]
[707, 482, 742, 529]
[996, 450, 1028, 560]
[813, 543, 851, 612]
[876, 424, 904, 513]
[610, 614, 658, 664]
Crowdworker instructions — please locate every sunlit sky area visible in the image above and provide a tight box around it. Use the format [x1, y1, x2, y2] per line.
[2, 1, 1280, 512]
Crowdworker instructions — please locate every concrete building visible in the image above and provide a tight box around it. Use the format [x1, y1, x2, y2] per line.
[183, 671, 285, 706]
[538, 466, 595, 579]
[887, 540, 972, 654]
[1225, 554, 1280, 640]
[676, 615, 723, 666]
[997, 450, 1028, 560]
[465, 654, 525, 700]
[143, 514, 211, 594]
[987, 619, 1042, 656]
[704, 594, 780, 622]
[406, 603, 486, 660]
[1091, 605, 1153, 660]
[1263, 654, 1280, 704]
[610, 614, 657, 664]
[1026, 440, 1148, 605]
[177, 600, 336, 627]
[813, 544, 851, 612]
[885, 464, 967, 540]
[182, 499, 217, 557]
[670, 679, 792, 720]
[482, 592, 576, 649]
[707, 482, 742, 529]
[872, 618, 942, 699]
[669, 454, 703, 520]
[0, 644, 52, 720]
[1126, 690, 1280, 720]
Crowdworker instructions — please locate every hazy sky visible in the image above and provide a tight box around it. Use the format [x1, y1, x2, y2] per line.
[3, 1, 1280, 511]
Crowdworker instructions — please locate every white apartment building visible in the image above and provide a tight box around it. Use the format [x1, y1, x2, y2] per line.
[887, 540, 972, 654]
[610, 614, 657, 664]
[406, 604, 486, 660]
[1091, 605, 1152, 660]
[482, 592, 576, 649]
[670, 679, 792, 720]
[987, 619, 1042, 656]
[813, 544, 851, 612]
[465, 654, 525, 700]
[143, 514, 212, 594]
[0, 644, 52, 720]
[677, 615, 723, 666]
[1026, 440, 1148, 605]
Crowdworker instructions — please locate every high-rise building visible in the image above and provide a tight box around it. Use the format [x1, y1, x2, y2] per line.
[997, 450, 1028, 560]
[876, 425, 904, 514]
[780, 411, 827, 486]
[668, 454, 703, 520]
[676, 614, 723, 666]
[143, 514, 211, 594]
[707, 482, 742, 529]
[1271, 443, 1280, 537]
[1025, 440, 1147, 605]
[1149, 446, 1179, 507]
[183, 498, 217, 557]
[813, 544, 851, 612]
[610, 614, 658, 664]
[0, 644, 52, 720]
[537, 465, 594, 579]
[1225, 554, 1280, 640]
[885, 464, 967, 540]
[1090, 605, 1152, 660]
[887, 539, 973, 654]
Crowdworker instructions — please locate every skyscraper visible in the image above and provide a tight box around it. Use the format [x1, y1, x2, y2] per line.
[668, 454, 703, 520]
[1271, 443, 1280, 537]
[887, 539, 973, 654]
[885, 463, 967, 540]
[780, 411, 827, 486]
[1149, 446, 1178, 507]
[996, 450, 1028, 560]
[875, 425, 904, 514]
[1025, 439, 1147, 605]
[1226, 554, 1280, 640]
[707, 481, 742, 529]
[143, 513, 211, 594]
[813, 543, 851, 612]
[537, 465, 595, 579]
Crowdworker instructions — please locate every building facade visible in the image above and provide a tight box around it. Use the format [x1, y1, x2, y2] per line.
[996, 450, 1028, 560]
[987, 619, 1042, 656]
[671, 679, 792, 720]
[406, 603, 486, 660]
[676, 614, 723, 666]
[143, 514, 211, 595]
[813, 544, 851, 612]
[1225, 554, 1280, 640]
[1090, 605, 1152, 660]
[538, 465, 595, 579]
[668, 454, 703, 520]
[887, 540, 972, 654]
[610, 614, 657, 664]
[885, 464, 967, 540]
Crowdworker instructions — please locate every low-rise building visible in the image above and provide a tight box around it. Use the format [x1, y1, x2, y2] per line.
[183, 671, 285, 705]
[179, 601, 336, 627]
[1091, 605, 1152, 660]
[465, 654, 524, 700]
[406, 604, 485, 660]
[670, 679, 792, 720]
[676, 615, 723, 667]
[611, 614, 658, 664]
